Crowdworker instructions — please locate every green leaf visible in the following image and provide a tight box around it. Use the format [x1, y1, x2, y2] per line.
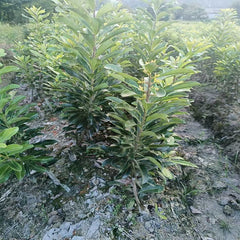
[0, 98, 9, 112]
[156, 88, 166, 97]
[0, 66, 18, 77]
[8, 117, 31, 125]
[9, 161, 22, 172]
[106, 96, 125, 104]
[169, 158, 197, 168]
[146, 113, 168, 122]
[139, 184, 164, 194]
[140, 131, 158, 139]
[141, 156, 162, 170]
[96, 39, 115, 57]
[93, 83, 108, 91]
[125, 120, 136, 129]
[0, 127, 19, 143]
[0, 165, 11, 183]
[121, 90, 137, 98]
[161, 168, 174, 179]
[96, 2, 114, 18]
[0, 49, 6, 57]
[0, 84, 20, 94]
[105, 64, 122, 73]
[15, 167, 26, 180]
[0, 144, 23, 155]
[0, 143, 7, 148]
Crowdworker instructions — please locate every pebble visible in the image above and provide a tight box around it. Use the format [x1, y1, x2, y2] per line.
[72, 237, 85, 240]
[229, 200, 240, 210]
[223, 205, 233, 216]
[212, 181, 227, 191]
[145, 221, 155, 233]
[190, 206, 202, 214]
[217, 197, 230, 206]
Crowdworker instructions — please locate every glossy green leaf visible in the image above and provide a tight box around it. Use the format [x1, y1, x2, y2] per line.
[0, 127, 19, 143]
[139, 184, 164, 194]
[161, 168, 174, 179]
[105, 64, 122, 73]
[9, 161, 22, 172]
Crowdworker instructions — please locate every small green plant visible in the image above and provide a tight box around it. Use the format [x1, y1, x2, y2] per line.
[0, 50, 56, 182]
[218, 218, 231, 232]
[104, 0, 202, 207]
[0, 49, 18, 81]
[45, 0, 131, 142]
[214, 43, 240, 98]
[0, 127, 33, 182]
[14, 6, 57, 100]
[154, 203, 167, 220]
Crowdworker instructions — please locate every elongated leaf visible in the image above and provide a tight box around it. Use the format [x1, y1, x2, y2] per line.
[0, 66, 18, 76]
[106, 96, 125, 104]
[159, 68, 195, 78]
[8, 117, 30, 125]
[0, 165, 11, 183]
[140, 156, 162, 170]
[0, 127, 19, 143]
[161, 168, 174, 179]
[0, 144, 23, 155]
[96, 2, 114, 18]
[105, 64, 122, 73]
[169, 158, 197, 168]
[146, 113, 168, 122]
[140, 131, 158, 139]
[121, 90, 137, 98]
[0, 98, 9, 112]
[15, 167, 26, 180]
[9, 161, 22, 172]
[0, 143, 6, 148]
[139, 184, 164, 194]
[0, 84, 19, 94]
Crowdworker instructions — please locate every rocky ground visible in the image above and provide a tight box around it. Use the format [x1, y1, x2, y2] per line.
[0, 85, 240, 240]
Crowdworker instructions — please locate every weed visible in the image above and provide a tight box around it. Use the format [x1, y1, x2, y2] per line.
[218, 219, 231, 232]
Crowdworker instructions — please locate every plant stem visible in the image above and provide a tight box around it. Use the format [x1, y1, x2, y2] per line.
[146, 73, 152, 102]
[132, 176, 143, 210]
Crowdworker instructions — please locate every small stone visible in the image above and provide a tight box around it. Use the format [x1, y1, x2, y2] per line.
[229, 200, 240, 210]
[72, 236, 85, 240]
[217, 197, 230, 206]
[69, 152, 77, 162]
[145, 221, 155, 233]
[47, 215, 60, 225]
[223, 205, 233, 216]
[212, 181, 227, 191]
[190, 206, 202, 214]
[202, 237, 215, 240]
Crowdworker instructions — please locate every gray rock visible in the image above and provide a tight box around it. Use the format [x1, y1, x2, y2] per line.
[72, 237, 85, 240]
[212, 181, 227, 191]
[229, 200, 240, 210]
[217, 197, 230, 206]
[190, 206, 202, 214]
[145, 221, 155, 233]
[223, 205, 233, 216]
[86, 218, 101, 238]
[42, 222, 82, 240]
